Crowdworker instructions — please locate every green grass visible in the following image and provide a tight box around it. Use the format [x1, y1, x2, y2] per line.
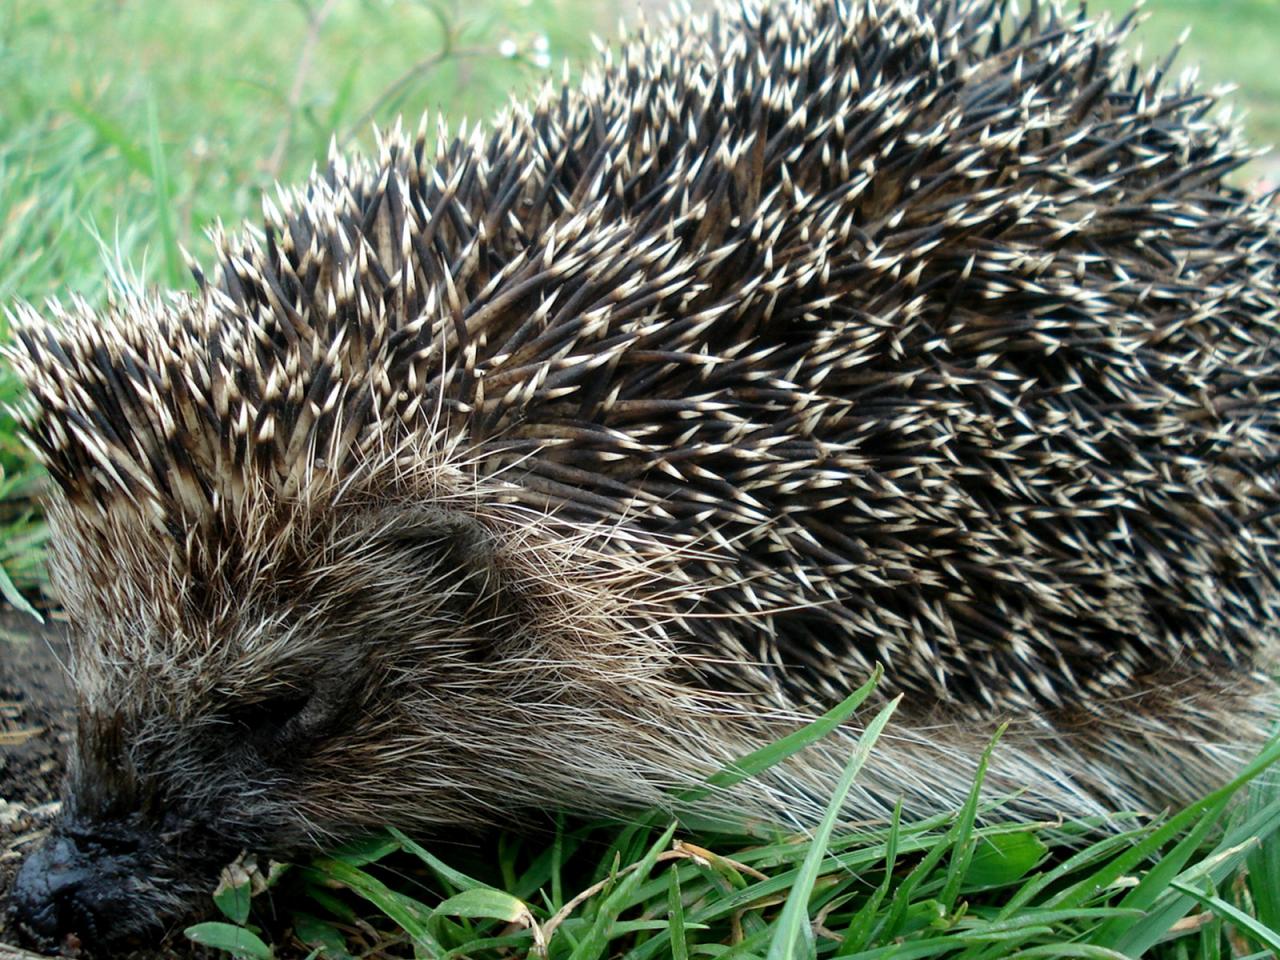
[2, 1, 1280, 957]
[1090, 0, 1280, 154]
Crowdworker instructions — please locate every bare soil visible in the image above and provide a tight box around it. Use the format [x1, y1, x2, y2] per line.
[0, 612, 73, 955]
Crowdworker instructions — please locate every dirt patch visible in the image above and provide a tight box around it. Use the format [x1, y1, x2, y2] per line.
[0, 613, 71, 889]
[0, 612, 73, 954]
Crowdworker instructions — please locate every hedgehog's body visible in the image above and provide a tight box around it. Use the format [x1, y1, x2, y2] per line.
[9, 0, 1280, 947]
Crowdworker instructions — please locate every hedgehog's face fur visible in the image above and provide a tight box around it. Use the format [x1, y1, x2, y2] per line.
[53, 491, 504, 824]
[15, 465, 698, 946]
[16, 486, 500, 943]
[48, 486, 504, 834]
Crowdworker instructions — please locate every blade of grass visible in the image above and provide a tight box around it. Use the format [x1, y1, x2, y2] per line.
[667, 862, 690, 960]
[145, 90, 183, 290]
[1245, 766, 1280, 930]
[766, 694, 901, 960]
[389, 826, 488, 893]
[940, 726, 1005, 911]
[308, 858, 446, 957]
[185, 921, 273, 960]
[837, 800, 902, 954]
[1170, 880, 1280, 954]
[674, 666, 884, 834]
[0, 559, 41, 620]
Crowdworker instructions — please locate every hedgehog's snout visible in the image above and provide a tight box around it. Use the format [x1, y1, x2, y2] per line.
[9, 820, 168, 950]
[10, 832, 103, 949]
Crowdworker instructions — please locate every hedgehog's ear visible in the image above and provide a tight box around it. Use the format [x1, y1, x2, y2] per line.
[370, 507, 502, 612]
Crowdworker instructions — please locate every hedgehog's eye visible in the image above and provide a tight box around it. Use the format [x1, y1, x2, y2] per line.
[227, 692, 312, 738]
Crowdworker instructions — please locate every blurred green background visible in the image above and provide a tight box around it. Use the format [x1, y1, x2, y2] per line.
[0, 0, 1277, 598]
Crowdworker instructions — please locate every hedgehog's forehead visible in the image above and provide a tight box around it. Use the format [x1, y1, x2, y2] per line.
[54, 501, 359, 713]
[49, 485, 363, 650]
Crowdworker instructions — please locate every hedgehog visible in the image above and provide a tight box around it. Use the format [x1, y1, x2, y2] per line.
[6, 0, 1280, 948]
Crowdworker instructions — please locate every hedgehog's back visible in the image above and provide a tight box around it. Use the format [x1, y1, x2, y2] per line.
[442, 0, 1280, 721]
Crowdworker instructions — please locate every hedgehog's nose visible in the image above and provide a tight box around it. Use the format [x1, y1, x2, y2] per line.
[9, 832, 115, 949]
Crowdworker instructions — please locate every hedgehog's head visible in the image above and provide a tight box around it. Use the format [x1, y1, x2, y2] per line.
[9, 482, 515, 947]
[3, 291, 686, 948]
